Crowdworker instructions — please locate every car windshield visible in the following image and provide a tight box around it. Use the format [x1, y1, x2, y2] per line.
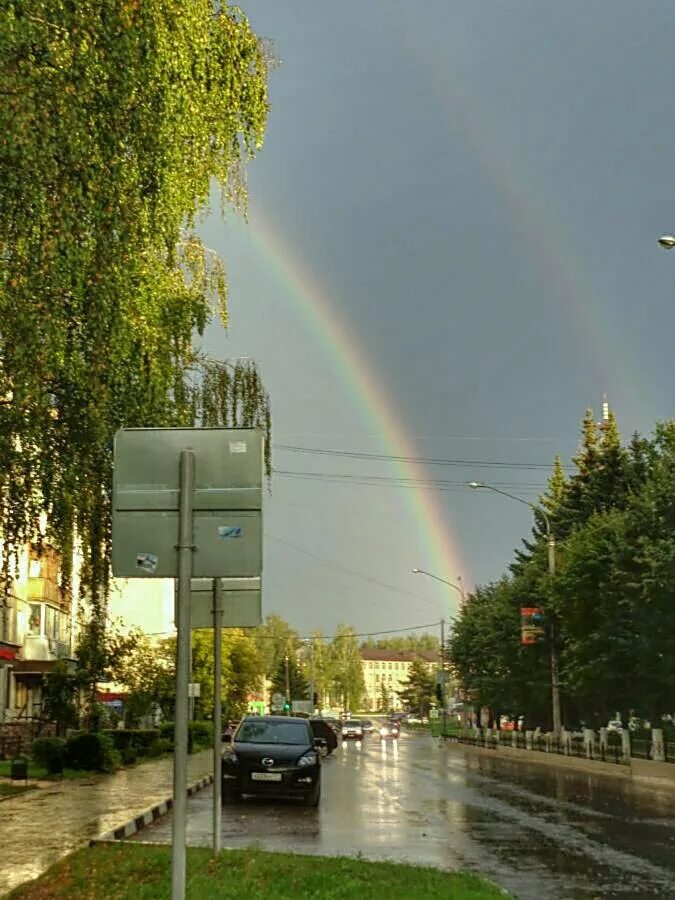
[345, 720, 361, 727]
[235, 720, 310, 745]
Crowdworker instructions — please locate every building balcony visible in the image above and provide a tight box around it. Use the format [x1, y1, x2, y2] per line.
[26, 577, 66, 608]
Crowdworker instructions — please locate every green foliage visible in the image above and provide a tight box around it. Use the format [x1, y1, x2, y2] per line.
[183, 629, 264, 721]
[0, 2, 271, 613]
[450, 410, 675, 729]
[30, 736, 67, 774]
[270, 656, 309, 702]
[397, 658, 435, 717]
[188, 720, 213, 751]
[40, 659, 80, 735]
[328, 625, 365, 711]
[361, 634, 439, 653]
[101, 728, 160, 759]
[7, 843, 508, 900]
[65, 731, 120, 772]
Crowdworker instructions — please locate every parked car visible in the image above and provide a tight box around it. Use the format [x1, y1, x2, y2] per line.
[607, 720, 623, 733]
[341, 719, 365, 740]
[378, 722, 399, 739]
[309, 718, 339, 755]
[222, 715, 322, 806]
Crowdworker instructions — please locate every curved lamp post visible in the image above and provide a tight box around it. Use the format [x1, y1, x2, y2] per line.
[658, 235, 675, 249]
[468, 481, 561, 735]
[411, 568, 466, 734]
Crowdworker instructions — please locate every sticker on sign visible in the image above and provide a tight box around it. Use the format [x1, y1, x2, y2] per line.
[136, 552, 158, 573]
[217, 525, 242, 539]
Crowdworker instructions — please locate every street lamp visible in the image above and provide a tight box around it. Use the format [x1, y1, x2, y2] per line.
[468, 481, 561, 735]
[411, 567, 466, 736]
[658, 235, 675, 249]
[411, 567, 466, 603]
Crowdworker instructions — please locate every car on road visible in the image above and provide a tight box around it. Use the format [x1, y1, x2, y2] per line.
[309, 717, 339, 755]
[378, 721, 399, 739]
[361, 719, 375, 734]
[341, 719, 365, 740]
[222, 715, 322, 806]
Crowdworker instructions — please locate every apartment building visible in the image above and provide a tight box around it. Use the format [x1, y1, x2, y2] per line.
[361, 648, 438, 711]
[0, 543, 78, 726]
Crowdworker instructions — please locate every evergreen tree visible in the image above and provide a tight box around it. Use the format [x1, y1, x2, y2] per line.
[398, 658, 435, 716]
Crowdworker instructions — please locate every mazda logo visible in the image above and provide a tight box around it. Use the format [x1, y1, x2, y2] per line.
[262, 757, 274, 767]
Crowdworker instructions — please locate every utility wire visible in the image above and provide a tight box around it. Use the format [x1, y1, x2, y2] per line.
[274, 443, 575, 471]
[145, 621, 444, 641]
[265, 534, 439, 606]
[273, 469, 546, 492]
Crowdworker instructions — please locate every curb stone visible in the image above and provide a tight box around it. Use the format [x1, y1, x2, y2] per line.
[89, 774, 213, 845]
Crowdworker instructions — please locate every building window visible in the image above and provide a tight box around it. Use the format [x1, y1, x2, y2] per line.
[28, 604, 42, 635]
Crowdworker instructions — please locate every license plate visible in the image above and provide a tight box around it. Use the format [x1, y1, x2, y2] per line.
[251, 772, 282, 782]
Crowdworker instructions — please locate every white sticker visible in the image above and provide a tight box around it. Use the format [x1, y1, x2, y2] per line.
[229, 441, 247, 454]
[218, 525, 242, 539]
[136, 552, 158, 573]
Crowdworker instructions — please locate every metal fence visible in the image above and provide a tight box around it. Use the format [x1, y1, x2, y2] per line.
[454, 729, 628, 766]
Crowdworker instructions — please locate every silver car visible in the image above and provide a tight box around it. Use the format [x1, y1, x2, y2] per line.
[341, 719, 365, 739]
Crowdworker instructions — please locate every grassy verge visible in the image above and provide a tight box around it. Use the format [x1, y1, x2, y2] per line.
[0, 760, 103, 781]
[0, 782, 34, 799]
[7, 843, 508, 900]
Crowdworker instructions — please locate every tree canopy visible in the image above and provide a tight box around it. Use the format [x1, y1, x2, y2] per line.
[0, 2, 271, 607]
[450, 411, 675, 729]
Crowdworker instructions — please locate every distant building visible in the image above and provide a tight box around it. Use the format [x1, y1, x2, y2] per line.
[360, 648, 438, 711]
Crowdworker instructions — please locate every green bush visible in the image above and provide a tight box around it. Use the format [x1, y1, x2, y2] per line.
[65, 732, 120, 772]
[101, 729, 160, 759]
[120, 745, 138, 766]
[159, 722, 174, 743]
[31, 737, 67, 774]
[189, 720, 213, 750]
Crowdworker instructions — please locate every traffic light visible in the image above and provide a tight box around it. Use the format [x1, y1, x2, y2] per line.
[313, 692, 318, 707]
[283, 700, 292, 713]
[435, 683, 443, 704]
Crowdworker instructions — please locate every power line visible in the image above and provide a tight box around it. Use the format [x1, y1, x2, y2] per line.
[145, 621, 443, 641]
[273, 469, 546, 492]
[274, 443, 575, 471]
[265, 534, 439, 606]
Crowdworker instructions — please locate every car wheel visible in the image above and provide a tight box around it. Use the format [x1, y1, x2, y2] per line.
[303, 779, 321, 807]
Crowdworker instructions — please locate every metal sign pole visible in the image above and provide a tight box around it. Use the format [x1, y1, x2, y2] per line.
[172, 449, 195, 900]
[212, 578, 223, 854]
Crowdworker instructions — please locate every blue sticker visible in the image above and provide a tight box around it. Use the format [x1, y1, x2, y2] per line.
[218, 526, 242, 539]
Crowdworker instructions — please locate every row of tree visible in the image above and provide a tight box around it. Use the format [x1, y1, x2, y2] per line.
[449, 411, 675, 729]
[43, 615, 442, 730]
[1, 3, 273, 712]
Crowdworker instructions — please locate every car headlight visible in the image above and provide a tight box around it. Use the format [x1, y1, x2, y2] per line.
[224, 751, 238, 764]
[298, 751, 318, 767]
[379, 727, 388, 736]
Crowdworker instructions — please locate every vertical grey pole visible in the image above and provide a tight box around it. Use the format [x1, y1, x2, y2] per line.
[548, 534, 561, 736]
[440, 618, 446, 737]
[212, 578, 223, 854]
[172, 449, 195, 900]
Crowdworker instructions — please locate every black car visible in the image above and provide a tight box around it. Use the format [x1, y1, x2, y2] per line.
[222, 715, 322, 806]
[309, 717, 339, 755]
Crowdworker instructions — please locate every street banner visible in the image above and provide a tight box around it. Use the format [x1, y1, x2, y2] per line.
[520, 607, 546, 645]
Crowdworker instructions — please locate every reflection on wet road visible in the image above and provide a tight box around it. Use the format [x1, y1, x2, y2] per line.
[132, 733, 675, 899]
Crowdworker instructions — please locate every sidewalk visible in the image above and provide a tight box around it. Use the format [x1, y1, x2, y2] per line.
[0, 750, 213, 897]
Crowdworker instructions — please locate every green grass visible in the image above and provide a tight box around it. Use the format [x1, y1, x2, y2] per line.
[0, 782, 34, 799]
[0, 760, 102, 780]
[7, 843, 508, 900]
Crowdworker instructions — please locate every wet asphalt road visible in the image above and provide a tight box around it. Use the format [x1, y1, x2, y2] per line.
[131, 731, 675, 899]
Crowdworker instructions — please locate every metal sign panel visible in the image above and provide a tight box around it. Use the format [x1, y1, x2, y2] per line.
[113, 509, 261, 578]
[190, 578, 262, 629]
[113, 428, 263, 512]
[111, 428, 263, 578]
